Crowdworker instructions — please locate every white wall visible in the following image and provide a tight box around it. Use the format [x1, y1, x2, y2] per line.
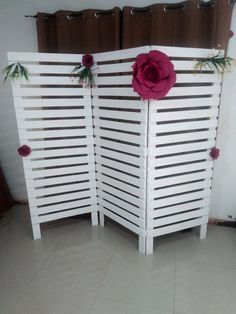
[0, 0, 235, 219]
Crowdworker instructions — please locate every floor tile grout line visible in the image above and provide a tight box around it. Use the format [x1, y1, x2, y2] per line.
[26, 224, 75, 287]
[173, 247, 177, 314]
[87, 239, 119, 314]
[176, 258, 236, 272]
[94, 295, 174, 313]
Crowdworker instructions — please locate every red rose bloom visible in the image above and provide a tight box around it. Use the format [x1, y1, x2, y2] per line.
[82, 54, 94, 68]
[18, 145, 31, 157]
[210, 147, 220, 160]
[132, 50, 176, 100]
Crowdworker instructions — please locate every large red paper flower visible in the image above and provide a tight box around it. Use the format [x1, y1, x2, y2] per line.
[18, 145, 31, 157]
[132, 50, 176, 100]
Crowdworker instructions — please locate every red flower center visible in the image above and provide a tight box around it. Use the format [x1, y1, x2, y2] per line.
[144, 66, 159, 83]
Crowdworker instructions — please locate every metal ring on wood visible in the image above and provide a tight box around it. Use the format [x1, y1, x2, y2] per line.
[164, 3, 186, 13]
[131, 7, 152, 15]
[67, 13, 73, 20]
[197, 0, 215, 9]
[95, 9, 115, 18]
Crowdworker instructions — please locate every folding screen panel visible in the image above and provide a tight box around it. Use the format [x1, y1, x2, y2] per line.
[8, 52, 98, 239]
[93, 47, 150, 253]
[145, 45, 222, 254]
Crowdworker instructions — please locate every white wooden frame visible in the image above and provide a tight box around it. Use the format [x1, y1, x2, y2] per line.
[8, 52, 98, 239]
[8, 46, 222, 253]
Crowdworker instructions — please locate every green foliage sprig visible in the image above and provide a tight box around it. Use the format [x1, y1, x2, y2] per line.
[3, 62, 29, 82]
[195, 52, 236, 75]
[71, 65, 94, 88]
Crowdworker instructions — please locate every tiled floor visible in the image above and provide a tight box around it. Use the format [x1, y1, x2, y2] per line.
[0, 205, 236, 314]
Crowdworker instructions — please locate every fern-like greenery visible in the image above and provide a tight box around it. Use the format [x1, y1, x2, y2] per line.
[3, 63, 29, 82]
[71, 65, 93, 87]
[195, 52, 236, 75]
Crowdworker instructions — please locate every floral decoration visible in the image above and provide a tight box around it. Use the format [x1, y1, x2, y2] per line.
[210, 147, 220, 160]
[71, 54, 94, 87]
[18, 145, 31, 157]
[132, 50, 176, 100]
[3, 63, 29, 82]
[194, 52, 236, 76]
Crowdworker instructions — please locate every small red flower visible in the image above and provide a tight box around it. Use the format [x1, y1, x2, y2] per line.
[82, 54, 94, 68]
[210, 147, 220, 160]
[18, 145, 31, 157]
[229, 30, 234, 38]
[132, 50, 176, 100]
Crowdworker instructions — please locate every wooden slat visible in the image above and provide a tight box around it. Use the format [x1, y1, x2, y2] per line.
[14, 98, 87, 108]
[13, 86, 90, 97]
[150, 119, 218, 134]
[149, 151, 211, 168]
[153, 140, 216, 155]
[151, 108, 219, 122]
[96, 164, 143, 188]
[96, 172, 144, 198]
[26, 138, 94, 149]
[96, 155, 145, 178]
[148, 216, 208, 237]
[95, 128, 146, 145]
[150, 130, 217, 146]
[93, 98, 148, 110]
[33, 197, 97, 215]
[150, 179, 211, 198]
[150, 189, 211, 209]
[24, 164, 95, 179]
[98, 183, 144, 208]
[151, 161, 213, 178]
[151, 207, 209, 228]
[152, 170, 213, 189]
[150, 96, 220, 110]
[100, 206, 143, 236]
[36, 206, 94, 224]
[95, 147, 145, 168]
[94, 118, 145, 133]
[96, 138, 145, 156]
[31, 173, 92, 188]
[149, 199, 210, 218]
[19, 128, 92, 140]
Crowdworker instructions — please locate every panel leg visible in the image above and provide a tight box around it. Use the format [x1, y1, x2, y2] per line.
[32, 224, 41, 240]
[146, 237, 154, 255]
[99, 212, 105, 227]
[199, 224, 207, 240]
[139, 236, 146, 254]
[91, 211, 98, 226]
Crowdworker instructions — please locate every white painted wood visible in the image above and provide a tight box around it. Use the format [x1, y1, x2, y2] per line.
[148, 216, 209, 237]
[32, 223, 41, 240]
[9, 46, 222, 253]
[139, 236, 146, 254]
[146, 237, 154, 255]
[200, 224, 208, 239]
[149, 199, 210, 219]
[91, 211, 99, 226]
[9, 52, 97, 239]
[99, 212, 105, 227]
[150, 189, 211, 209]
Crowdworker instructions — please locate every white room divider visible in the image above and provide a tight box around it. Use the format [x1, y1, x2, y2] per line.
[8, 46, 222, 253]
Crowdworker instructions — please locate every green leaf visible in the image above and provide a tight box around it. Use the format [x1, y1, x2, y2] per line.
[3, 62, 29, 82]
